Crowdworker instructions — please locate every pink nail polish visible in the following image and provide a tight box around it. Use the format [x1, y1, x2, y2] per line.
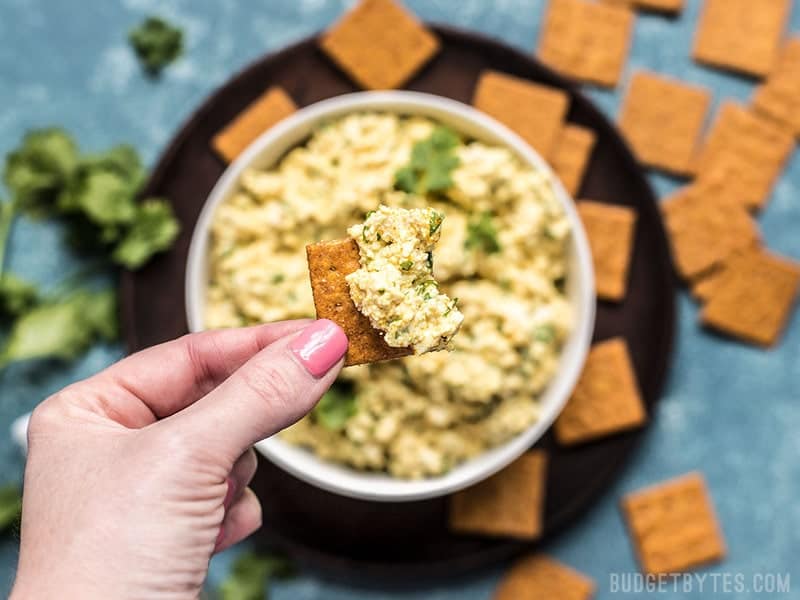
[289, 319, 348, 378]
[223, 477, 235, 509]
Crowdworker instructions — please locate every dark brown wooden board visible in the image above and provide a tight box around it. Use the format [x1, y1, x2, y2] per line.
[121, 26, 676, 582]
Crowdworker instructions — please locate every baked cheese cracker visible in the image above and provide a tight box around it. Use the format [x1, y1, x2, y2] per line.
[700, 248, 800, 347]
[618, 71, 711, 176]
[601, 0, 683, 14]
[449, 451, 547, 540]
[691, 102, 794, 211]
[550, 125, 597, 196]
[577, 201, 637, 301]
[473, 70, 569, 159]
[306, 238, 412, 366]
[538, 0, 634, 88]
[319, 0, 440, 90]
[752, 37, 800, 138]
[494, 554, 595, 600]
[212, 87, 297, 163]
[554, 337, 646, 446]
[622, 472, 726, 575]
[692, 0, 791, 78]
[661, 177, 760, 280]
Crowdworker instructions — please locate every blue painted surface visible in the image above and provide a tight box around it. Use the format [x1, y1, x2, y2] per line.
[0, 0, 798, 597]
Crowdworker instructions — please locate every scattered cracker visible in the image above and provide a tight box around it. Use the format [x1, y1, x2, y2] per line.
[661, 177, 760, 280]
[693, 0, 791, 78]
[752, 37, 800, 138]
[577, 201, 637, 301]
[618, 71, 712, 176]
[700, 248, 800, 347]
[319, 0, 440, 90]
[212, 87, 297, 163]
[622, 472, 726, 575]
[692, 102, 794, 211]
[449, 451, 547, 540]
[494, 554, 595, 600]
[472, 70, 569, 159]
[555, 338, 646, 446]
[538, 0, 635, 88]
[306, 238, 412, 366]
[601, 0, 683, 14]
[550, 125, 597, 196]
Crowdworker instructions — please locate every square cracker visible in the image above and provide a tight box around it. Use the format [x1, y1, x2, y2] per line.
[692, 0, 791, 78]
[602, 0, 683, 14]
[752, 37, 800, 138]
[319, 0, 440, 90]
[618, 71, 711, 176]
[472, 70, 569, 159]
[212, 87, 297, 163]
[692, 102, 794, 211]
[577, 201, 637, 302]
[538, 0, 634, 88]
[306, 238, 412, 366]
[622, 472, 726, 575]
[449, 451, 547, 540]
[494, 554, 595, 600]
[550, 125, 597, 196]
[661, 177, 760, 280]
[700, 248, 800, 347]
[554, 338, 646, 446]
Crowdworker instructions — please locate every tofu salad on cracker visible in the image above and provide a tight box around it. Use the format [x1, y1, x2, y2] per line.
[207, 113, 573, 478]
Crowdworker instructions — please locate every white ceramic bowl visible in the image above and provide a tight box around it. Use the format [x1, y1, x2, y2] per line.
[186, 91, 595, 502]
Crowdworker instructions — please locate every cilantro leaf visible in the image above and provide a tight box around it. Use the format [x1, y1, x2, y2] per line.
[465, 212, 501, 254]
[3, 128, 78, 216]
[395, 127, 460, 196]
[313, 382, 357, 431]
[0, 274, 38, 319]
[129, 16, 184, 76]
[0, 290, 118, 368]
[220, 551, 295, 600]
[111, 200, 180, 269]
[0, 485, 22, 531]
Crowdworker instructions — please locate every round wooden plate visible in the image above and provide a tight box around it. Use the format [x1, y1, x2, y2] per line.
[122, 26, 676, 581]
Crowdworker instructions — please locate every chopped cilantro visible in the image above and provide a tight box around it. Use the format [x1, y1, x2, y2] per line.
[426, 251, 433, 270]
[271, 273, 285, 284]
[444, 297, 459, 316]
[128, 16, 184, 76]
[465, 212, 501, 254]
[219, 550, 295, 600]
[534, 324, 555, 343]
[313, 382, 357, 431]
[400, 260, 413, 271]
[395, 127, 460, 196]
[429, 211, 444, 235]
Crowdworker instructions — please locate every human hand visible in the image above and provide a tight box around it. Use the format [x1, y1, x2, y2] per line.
[11, 319, 347, 600]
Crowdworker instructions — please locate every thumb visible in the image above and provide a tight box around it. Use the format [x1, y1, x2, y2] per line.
[172, 319, 348, 461]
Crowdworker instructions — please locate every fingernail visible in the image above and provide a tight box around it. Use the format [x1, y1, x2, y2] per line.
[289, 319, 348, 378]
[223, 477, 235, 509]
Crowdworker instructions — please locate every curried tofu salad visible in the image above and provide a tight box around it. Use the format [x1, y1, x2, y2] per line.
[206, 112, 573, 479]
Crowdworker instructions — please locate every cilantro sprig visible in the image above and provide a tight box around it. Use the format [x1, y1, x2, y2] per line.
[129, 16, 184, 76]
[395, 127, 460, 196]
[219, 551, 295, 600]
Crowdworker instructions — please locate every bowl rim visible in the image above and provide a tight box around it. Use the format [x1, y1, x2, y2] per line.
[185, 90, 595, 502]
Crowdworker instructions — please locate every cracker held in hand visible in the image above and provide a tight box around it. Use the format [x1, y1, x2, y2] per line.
[473, 70, 569, 159]
[449, 451, 547, 540]
[622, 472, 726, 575]
[212, 86, 297, 163]
[550, 125, 597, 196]
[319, 0, 440, 90]
[692, 0, 791, 78]
[555, 337, 646, 446]
[661, 176, 760, 280]
[700, 248, 800, 347]
[601, 0, 682, 14]
[577, 201, 637, 301]
[494, 554, 595, 600]
[692, 102, 794, 211]
[618, 71, 711, 176]
[538, 0, 634, 88]
[752, 37, 800, 138]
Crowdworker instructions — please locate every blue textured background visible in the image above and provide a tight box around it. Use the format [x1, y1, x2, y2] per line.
[1, 0, 798, 597]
